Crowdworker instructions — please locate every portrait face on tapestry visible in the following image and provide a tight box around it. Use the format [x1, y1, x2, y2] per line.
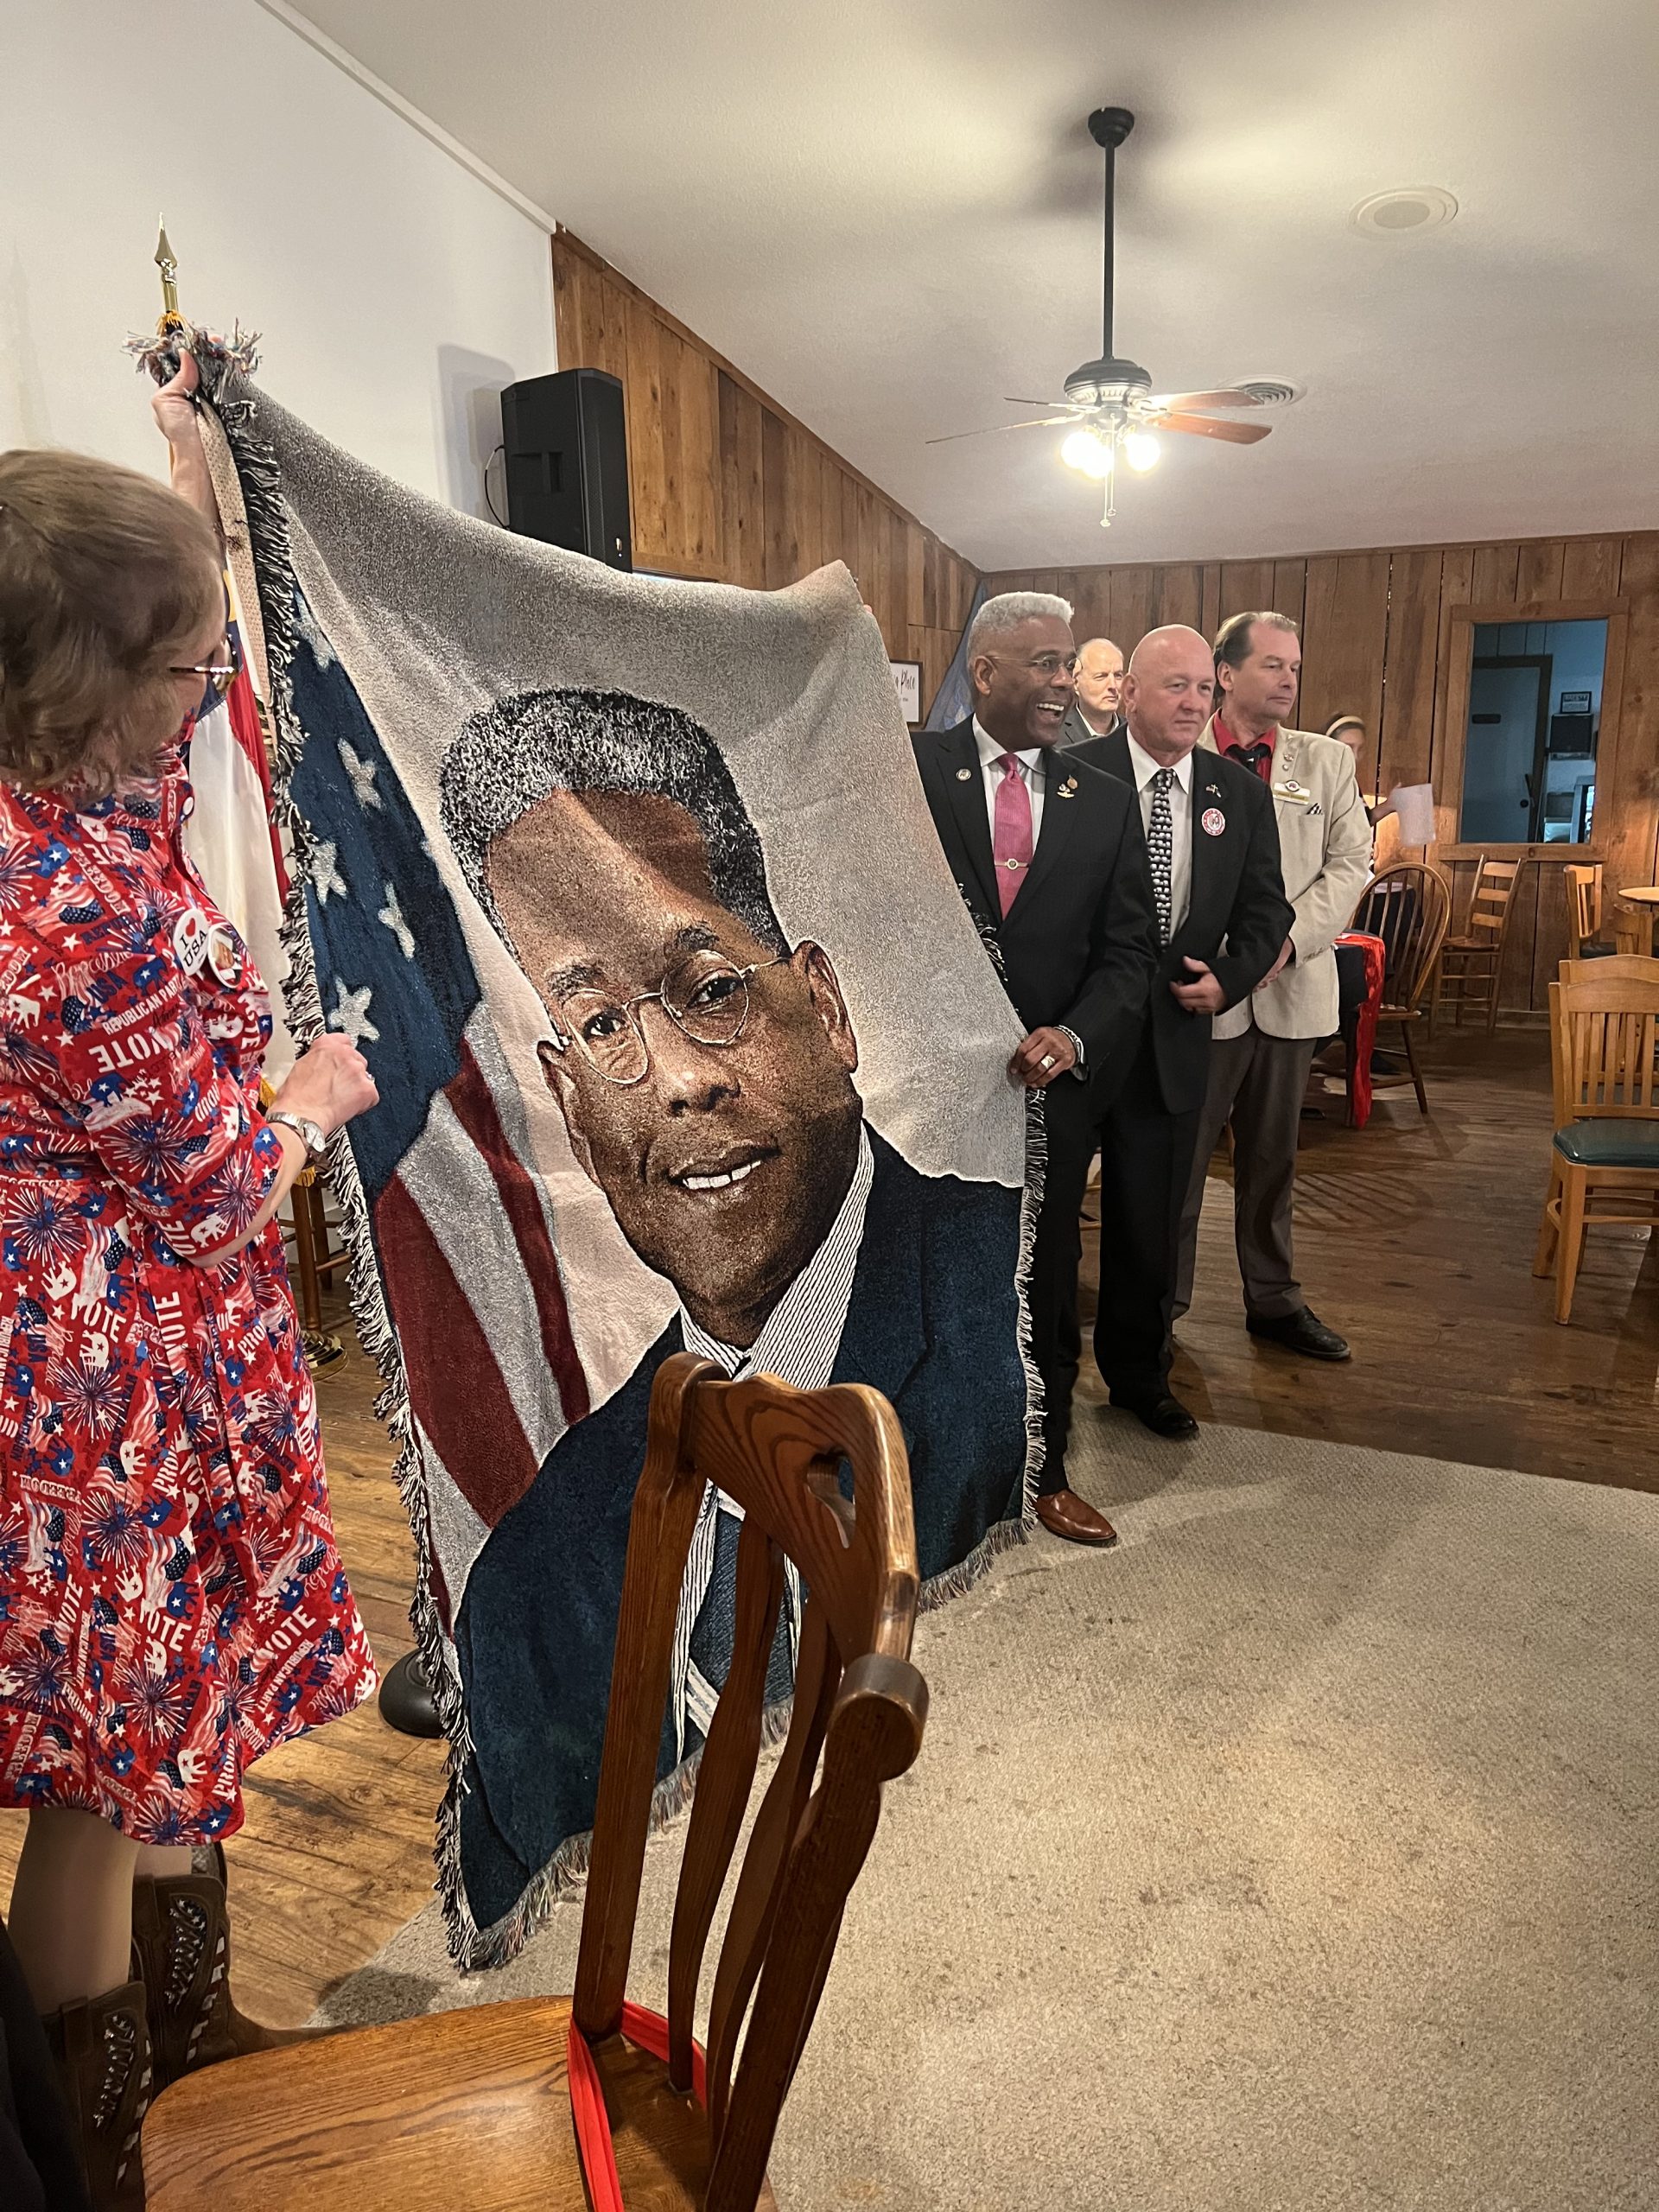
[443, 691, 866, 1355]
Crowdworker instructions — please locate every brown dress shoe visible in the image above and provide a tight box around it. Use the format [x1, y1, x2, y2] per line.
[1033, 1488, 1119, 1546]
[42, 1979, 152, 2210]
[130, 1844, 313, 2086]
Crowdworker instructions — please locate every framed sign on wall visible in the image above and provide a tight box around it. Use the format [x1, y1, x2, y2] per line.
[890, 659, 922, 724]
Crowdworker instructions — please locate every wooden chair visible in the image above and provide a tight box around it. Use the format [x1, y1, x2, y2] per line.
[1532, 974, 1659, 1323]
[1559, 954, 1659, 986]
[1433, 854, 1523, 1035]
[1563, 863, 1614, 961]
[143, 1354, 926, 2212]
[1348, 861, 1452, 1116]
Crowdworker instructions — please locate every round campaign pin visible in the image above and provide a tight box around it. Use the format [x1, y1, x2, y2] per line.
[1201, 806, 1227, 837]
[172, 906, 210, 975]
[206, 921, 244, 988]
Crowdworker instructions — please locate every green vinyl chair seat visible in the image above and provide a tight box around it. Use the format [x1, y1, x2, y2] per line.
[1552, 1119, 1659, 1167]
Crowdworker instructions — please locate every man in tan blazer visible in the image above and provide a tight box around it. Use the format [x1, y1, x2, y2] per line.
[1174, 610, 1372, 1358]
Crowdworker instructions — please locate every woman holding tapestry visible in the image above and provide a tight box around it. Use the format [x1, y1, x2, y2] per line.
[0, 442, 378, 2210]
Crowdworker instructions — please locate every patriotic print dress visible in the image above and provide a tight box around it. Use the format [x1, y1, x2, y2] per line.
[0, 762, 375, 1842]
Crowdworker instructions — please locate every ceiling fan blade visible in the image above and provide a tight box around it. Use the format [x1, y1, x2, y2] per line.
[1002, 396, 1071, 408]
[925, 416, 1077, 446]
[1147, 388, 1263, 411]
[1156, 412, 1273, 446]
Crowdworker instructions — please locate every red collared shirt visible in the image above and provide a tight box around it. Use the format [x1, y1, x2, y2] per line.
[1215, 715, 1276, 783]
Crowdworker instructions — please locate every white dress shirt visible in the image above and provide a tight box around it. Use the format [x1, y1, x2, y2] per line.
[973, 718, 1046, 846]
[1124, 733, 1194, 936]
[672, 1126, 875, 1742]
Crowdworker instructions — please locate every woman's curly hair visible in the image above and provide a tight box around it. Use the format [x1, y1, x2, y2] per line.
[0, 448, 222, 795]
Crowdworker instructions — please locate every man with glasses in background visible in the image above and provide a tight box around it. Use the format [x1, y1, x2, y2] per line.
[440, 688, 1030, 1915]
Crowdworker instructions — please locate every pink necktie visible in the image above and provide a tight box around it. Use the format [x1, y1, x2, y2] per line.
[993, 753, 1033, 916]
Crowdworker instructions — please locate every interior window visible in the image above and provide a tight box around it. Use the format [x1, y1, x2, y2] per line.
[1459, 617, 1606, 844]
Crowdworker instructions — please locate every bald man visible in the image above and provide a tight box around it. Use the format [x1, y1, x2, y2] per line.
[1070, 627, 1294, 1434]
[1063, 635, 1126, 747]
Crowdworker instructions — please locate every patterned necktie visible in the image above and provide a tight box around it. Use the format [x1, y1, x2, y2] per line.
[993, 753, 1033, 917]
[1147, 766, 1176, 944]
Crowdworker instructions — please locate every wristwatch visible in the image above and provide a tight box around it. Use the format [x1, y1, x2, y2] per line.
[267, 1108, 329, 1165]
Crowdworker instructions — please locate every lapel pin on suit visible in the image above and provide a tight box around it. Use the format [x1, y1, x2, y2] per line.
[1058, 774, 1078, 798]
[956, 766, 973, 781]
[1201, 805, 1227, 836]
[1204, 779, 1222, 798]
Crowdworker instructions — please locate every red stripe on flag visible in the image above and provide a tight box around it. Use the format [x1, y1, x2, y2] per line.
[226, 664, 289, 897]
[446, 1042, 592, 1427]
[373, 1173, 540, 1528]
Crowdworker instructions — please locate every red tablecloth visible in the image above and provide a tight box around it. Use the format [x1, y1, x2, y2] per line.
[1335, 931, 1388, 1128]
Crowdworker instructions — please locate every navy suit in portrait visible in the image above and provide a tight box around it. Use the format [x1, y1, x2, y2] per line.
[454, 1128, 1026, 1929]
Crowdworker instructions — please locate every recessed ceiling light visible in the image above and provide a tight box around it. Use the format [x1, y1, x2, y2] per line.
[1351, 186, 1459, 237]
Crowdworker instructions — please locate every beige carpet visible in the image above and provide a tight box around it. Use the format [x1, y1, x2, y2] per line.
[319, 1417, 1658, 2210]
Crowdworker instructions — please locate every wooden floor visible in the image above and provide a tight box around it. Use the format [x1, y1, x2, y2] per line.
[3, 1027, 1656, 2024]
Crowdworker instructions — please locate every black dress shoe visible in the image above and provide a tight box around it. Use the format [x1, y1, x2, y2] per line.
[1111, 1390, 1199, 1439]
[1247, 1307, 1351, 1362]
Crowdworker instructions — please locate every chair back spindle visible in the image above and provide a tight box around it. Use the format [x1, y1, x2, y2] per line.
[573, 1353, 925, 2212]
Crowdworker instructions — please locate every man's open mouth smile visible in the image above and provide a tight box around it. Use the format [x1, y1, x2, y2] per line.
[665, 1143, 779, 1194]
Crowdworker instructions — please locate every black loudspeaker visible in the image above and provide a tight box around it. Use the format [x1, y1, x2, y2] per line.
[500, 367, 632, 570]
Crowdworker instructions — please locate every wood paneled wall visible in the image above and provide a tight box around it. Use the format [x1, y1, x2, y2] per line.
[550, 230, 977, 706]
[986, 533, 1659, 1012]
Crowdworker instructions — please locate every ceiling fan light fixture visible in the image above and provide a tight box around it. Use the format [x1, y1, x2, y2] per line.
[1123, 430, 1160, 474]
[1062, 429, 1113, 478]
[1351, 186, 1459, 238]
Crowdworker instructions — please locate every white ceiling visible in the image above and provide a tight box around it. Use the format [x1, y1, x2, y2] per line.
[283, 0, 1659, 569]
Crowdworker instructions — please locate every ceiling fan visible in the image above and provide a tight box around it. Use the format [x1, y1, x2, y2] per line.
[928, 106, 1274, 525]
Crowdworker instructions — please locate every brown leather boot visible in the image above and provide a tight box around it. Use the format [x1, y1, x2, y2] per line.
[41, 1979, 151, 2211]
[130, 1844, 312, 2085]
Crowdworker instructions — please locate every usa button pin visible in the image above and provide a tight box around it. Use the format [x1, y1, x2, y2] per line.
[1201, 806, 1227, 837]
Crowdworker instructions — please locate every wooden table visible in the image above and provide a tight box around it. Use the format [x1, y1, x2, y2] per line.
[1616, 885, 1659, 954]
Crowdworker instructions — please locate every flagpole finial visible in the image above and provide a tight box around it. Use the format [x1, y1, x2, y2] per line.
[155, 218, 185, 337]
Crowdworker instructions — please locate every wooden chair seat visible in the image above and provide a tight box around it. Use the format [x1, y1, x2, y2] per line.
[1552, 1118, 1659, 1167]
[143, 1997, 779, 2212]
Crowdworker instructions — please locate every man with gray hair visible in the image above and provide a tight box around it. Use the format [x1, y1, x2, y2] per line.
[913, 591, 1159, 1544]
[1063, 635, 1126, 747]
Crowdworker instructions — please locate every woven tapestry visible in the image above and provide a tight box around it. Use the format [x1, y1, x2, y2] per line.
[194, 353, 1039, 1966]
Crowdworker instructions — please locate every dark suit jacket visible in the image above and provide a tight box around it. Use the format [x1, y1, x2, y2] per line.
[454, 1131, 1026, 1930]
[912, 723, 1159, 1107]
[1071, 729, 1294, 1114]
[1061, 702, 1124, 749]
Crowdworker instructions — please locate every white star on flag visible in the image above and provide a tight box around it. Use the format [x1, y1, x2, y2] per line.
[338, 741, 384, 811]
[378, 882, 416, 959]
[308, 840, 348, 904]
[295, 593, 337, 670]
[327, 979, 380, 1046]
